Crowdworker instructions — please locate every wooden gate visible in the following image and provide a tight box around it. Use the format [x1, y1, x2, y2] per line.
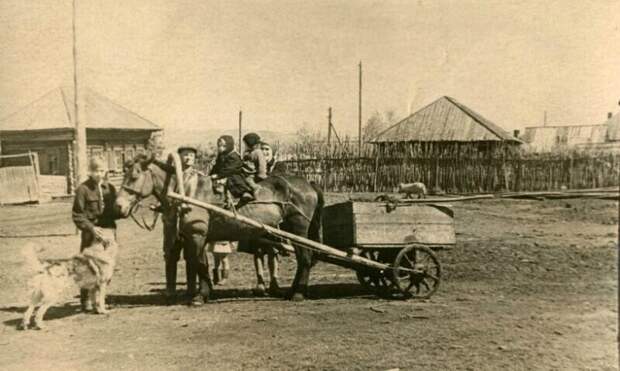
[0, 153, 40, 204]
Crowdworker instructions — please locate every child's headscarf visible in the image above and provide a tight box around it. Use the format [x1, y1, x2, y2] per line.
[217, 135, 235, 154]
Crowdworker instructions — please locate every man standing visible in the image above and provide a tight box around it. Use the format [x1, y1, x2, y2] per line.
[72, 157, 120, 312]
[162, 145, 204, 305]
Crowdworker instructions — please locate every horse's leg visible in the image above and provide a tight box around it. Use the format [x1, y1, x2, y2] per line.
[253, 253, 266, 296]
[296, 246, 313, 300]
[267, 250, 281, 296]
[287, 218, 313, 301]
[288, 245, 312, 301]
[287, 247, 301, 299]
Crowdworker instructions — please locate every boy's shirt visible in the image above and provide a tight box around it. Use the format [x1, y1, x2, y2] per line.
[72, 177, 118, 232]
[242, 147, 268, 180]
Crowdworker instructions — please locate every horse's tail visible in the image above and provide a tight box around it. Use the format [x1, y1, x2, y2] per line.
[308, 181, 324, 243]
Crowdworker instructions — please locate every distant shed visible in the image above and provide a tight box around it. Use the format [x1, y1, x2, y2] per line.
[523, 111, 620, 152]
[522, 124, 607, 152]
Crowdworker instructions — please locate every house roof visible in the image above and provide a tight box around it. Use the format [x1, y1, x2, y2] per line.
[0, 87, 161, 132]
[371, 96, 520, 143]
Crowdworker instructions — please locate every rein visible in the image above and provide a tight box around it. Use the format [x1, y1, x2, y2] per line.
[123, 167, 161, 231]
[122, 153, 186, 232]
[128, 200, 160, 231]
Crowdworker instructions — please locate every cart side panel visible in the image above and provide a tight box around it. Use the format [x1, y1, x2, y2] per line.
[353, 203, 455, 245]
[323, 201, 455, 248]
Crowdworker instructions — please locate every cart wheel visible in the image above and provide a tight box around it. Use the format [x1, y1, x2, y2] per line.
[393, 245, 441, 299]
[356, 250, 398, 297]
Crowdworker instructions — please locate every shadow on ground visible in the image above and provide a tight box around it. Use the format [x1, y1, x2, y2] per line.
[1, 303, 81, 329]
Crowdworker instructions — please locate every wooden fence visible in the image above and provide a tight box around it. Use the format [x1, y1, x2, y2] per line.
[282, 153, 620, 193]
[0, 153, 40, 204]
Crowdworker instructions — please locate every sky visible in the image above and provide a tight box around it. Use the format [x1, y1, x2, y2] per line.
[0, 0, 619, 137]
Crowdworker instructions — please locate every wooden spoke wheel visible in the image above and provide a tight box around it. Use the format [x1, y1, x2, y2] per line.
[392, 245, 441, 299]
[355, 250, 399, 297]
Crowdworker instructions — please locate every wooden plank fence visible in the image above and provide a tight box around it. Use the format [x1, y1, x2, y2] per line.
[282, 153, 620, 193]
[0, 165, 39, 204]
[0, 152, 41, 204]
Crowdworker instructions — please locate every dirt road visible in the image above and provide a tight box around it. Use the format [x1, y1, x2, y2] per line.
[0, 196, 617, 370]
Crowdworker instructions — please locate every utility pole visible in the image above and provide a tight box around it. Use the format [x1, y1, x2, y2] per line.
[327, 107, 332, 148]
[73, 0, 87, 187]
[358, 61, 362, 156]
[238, 110, 243, 153]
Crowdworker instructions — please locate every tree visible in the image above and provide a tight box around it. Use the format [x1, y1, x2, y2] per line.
[363, 110, 398, 142]
[279, 125, 325, 159]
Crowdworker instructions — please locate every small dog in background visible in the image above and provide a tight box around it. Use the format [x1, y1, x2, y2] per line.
[397, 182, 427, 199]
[20, 230, 118, 330]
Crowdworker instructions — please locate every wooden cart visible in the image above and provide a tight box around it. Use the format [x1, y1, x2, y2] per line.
[321, 201, 455, 299]
[167, 192, 455, 300]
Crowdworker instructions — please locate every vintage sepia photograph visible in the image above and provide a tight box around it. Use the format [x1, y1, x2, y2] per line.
[0, 1, 618, 370]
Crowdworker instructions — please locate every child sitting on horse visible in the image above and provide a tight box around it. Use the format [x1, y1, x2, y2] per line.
[241, 133, 268, 201]
[209, 135, 253, 201]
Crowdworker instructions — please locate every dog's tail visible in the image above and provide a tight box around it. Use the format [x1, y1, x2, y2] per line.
[21, 243, 45, 274]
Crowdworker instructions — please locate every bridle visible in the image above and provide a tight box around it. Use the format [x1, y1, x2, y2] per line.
[122, 163, 162, 231]
[121, 153, 185, 232]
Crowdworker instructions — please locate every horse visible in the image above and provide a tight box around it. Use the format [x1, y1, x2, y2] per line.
[114, 153, 323, 302]
[238, 238, 284, 296]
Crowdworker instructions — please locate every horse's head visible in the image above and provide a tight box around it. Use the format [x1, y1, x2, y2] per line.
[115, 154, 157, 218]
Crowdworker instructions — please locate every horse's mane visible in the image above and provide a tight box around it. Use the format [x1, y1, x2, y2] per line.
[124, 154, 152, 169]
[124, 154, 176, 175]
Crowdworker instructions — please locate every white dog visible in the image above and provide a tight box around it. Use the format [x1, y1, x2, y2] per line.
[20, 231, 118, 330]
[397, 182, 427, 199]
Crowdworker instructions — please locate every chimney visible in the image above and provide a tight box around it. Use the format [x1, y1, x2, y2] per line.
[513, 129, 520, 138]
[608, 112, 613, 119]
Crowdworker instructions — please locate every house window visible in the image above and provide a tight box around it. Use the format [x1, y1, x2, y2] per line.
[36, 148, 60, 175]
[47, 150, 59, 175]
[110, 149, 124, 172]
[90, 147, 104, 162]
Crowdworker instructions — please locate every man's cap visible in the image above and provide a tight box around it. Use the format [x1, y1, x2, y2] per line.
[178, 145, 198, 154]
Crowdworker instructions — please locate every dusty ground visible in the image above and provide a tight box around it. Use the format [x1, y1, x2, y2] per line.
[0, 195, 617, 371]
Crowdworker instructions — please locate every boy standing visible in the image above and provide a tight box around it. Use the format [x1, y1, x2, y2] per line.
[72, 157, 120, 312]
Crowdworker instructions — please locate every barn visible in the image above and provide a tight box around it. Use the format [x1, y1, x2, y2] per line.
[370, 96, 521, 157]
[0, 87, 161, 196]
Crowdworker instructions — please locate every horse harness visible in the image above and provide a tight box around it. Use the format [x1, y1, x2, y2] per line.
[123, 160, 311, 232]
